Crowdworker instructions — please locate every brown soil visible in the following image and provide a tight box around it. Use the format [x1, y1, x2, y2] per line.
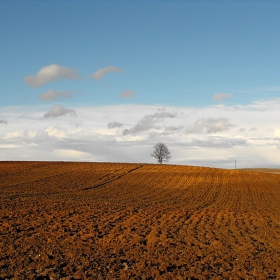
[1, 161, 280, 279]
[241, 168, 280, 174]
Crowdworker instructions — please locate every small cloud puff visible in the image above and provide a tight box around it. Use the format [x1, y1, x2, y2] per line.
[108, 122, 124, 129]
[24, 64, 78, 88]
[186, 117, 234, 134]
[45, 127, 67, 138]
[0, 120, 7, 124]
[39, 89, 74, 101]
[3, 129, 24, 139]
[43, 105, 76, 118]
[119, 90, 136, 99]
[123, 108, 177, 135]
[92, 66, 123, 80]
[212, 93, 232, 102]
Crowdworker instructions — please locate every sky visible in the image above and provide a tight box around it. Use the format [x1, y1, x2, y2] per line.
[1, 0, 280, 168]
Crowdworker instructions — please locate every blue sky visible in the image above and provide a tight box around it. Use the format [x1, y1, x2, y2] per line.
[1, 1, 280, 168]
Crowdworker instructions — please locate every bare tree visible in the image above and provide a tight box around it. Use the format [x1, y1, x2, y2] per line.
[151, 142, 171, 164]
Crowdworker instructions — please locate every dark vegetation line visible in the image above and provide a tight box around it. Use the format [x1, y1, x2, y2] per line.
[82, 165, 144, 191]
[86, 165, 132, 186]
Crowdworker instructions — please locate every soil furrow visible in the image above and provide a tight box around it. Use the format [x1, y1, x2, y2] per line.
[1, 162, 280, 279]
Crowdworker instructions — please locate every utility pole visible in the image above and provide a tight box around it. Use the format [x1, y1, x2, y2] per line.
[235, 160, 236, 169]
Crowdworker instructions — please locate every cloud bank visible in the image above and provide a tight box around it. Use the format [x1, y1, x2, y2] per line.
[92, 66, 123, 80]
[24, 64, 78, 87]
[1, 100, 280, 168]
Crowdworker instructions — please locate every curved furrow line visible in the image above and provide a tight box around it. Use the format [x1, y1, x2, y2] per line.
[82, 165, 144, 191]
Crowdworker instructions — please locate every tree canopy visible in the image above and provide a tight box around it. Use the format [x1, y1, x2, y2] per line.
[151, 142, 171, 164]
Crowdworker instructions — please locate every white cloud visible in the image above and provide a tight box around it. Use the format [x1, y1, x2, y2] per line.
[123, 108, 177, 135]
[52, 149, 92, 160]
[212, 93, 232, 102]
[186, 118, 234, 134]
[24, 64, 78, 87]
[39, 89, 74, 101]
[184, 137, 247, 149]
[0, 144, 19, 149]
[43, 105, 77, 118]
[45, 127, 67, 138]
[119, 90, 136, 99]
[92, 66, 123, 80]
[3, 129, 24, 139]
[27, 131, 37, 138]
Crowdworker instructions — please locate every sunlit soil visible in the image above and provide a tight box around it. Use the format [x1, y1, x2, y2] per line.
[1, 162, 280, 279]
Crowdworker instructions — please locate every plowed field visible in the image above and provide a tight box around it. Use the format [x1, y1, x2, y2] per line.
[1, 162, 280, 279]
